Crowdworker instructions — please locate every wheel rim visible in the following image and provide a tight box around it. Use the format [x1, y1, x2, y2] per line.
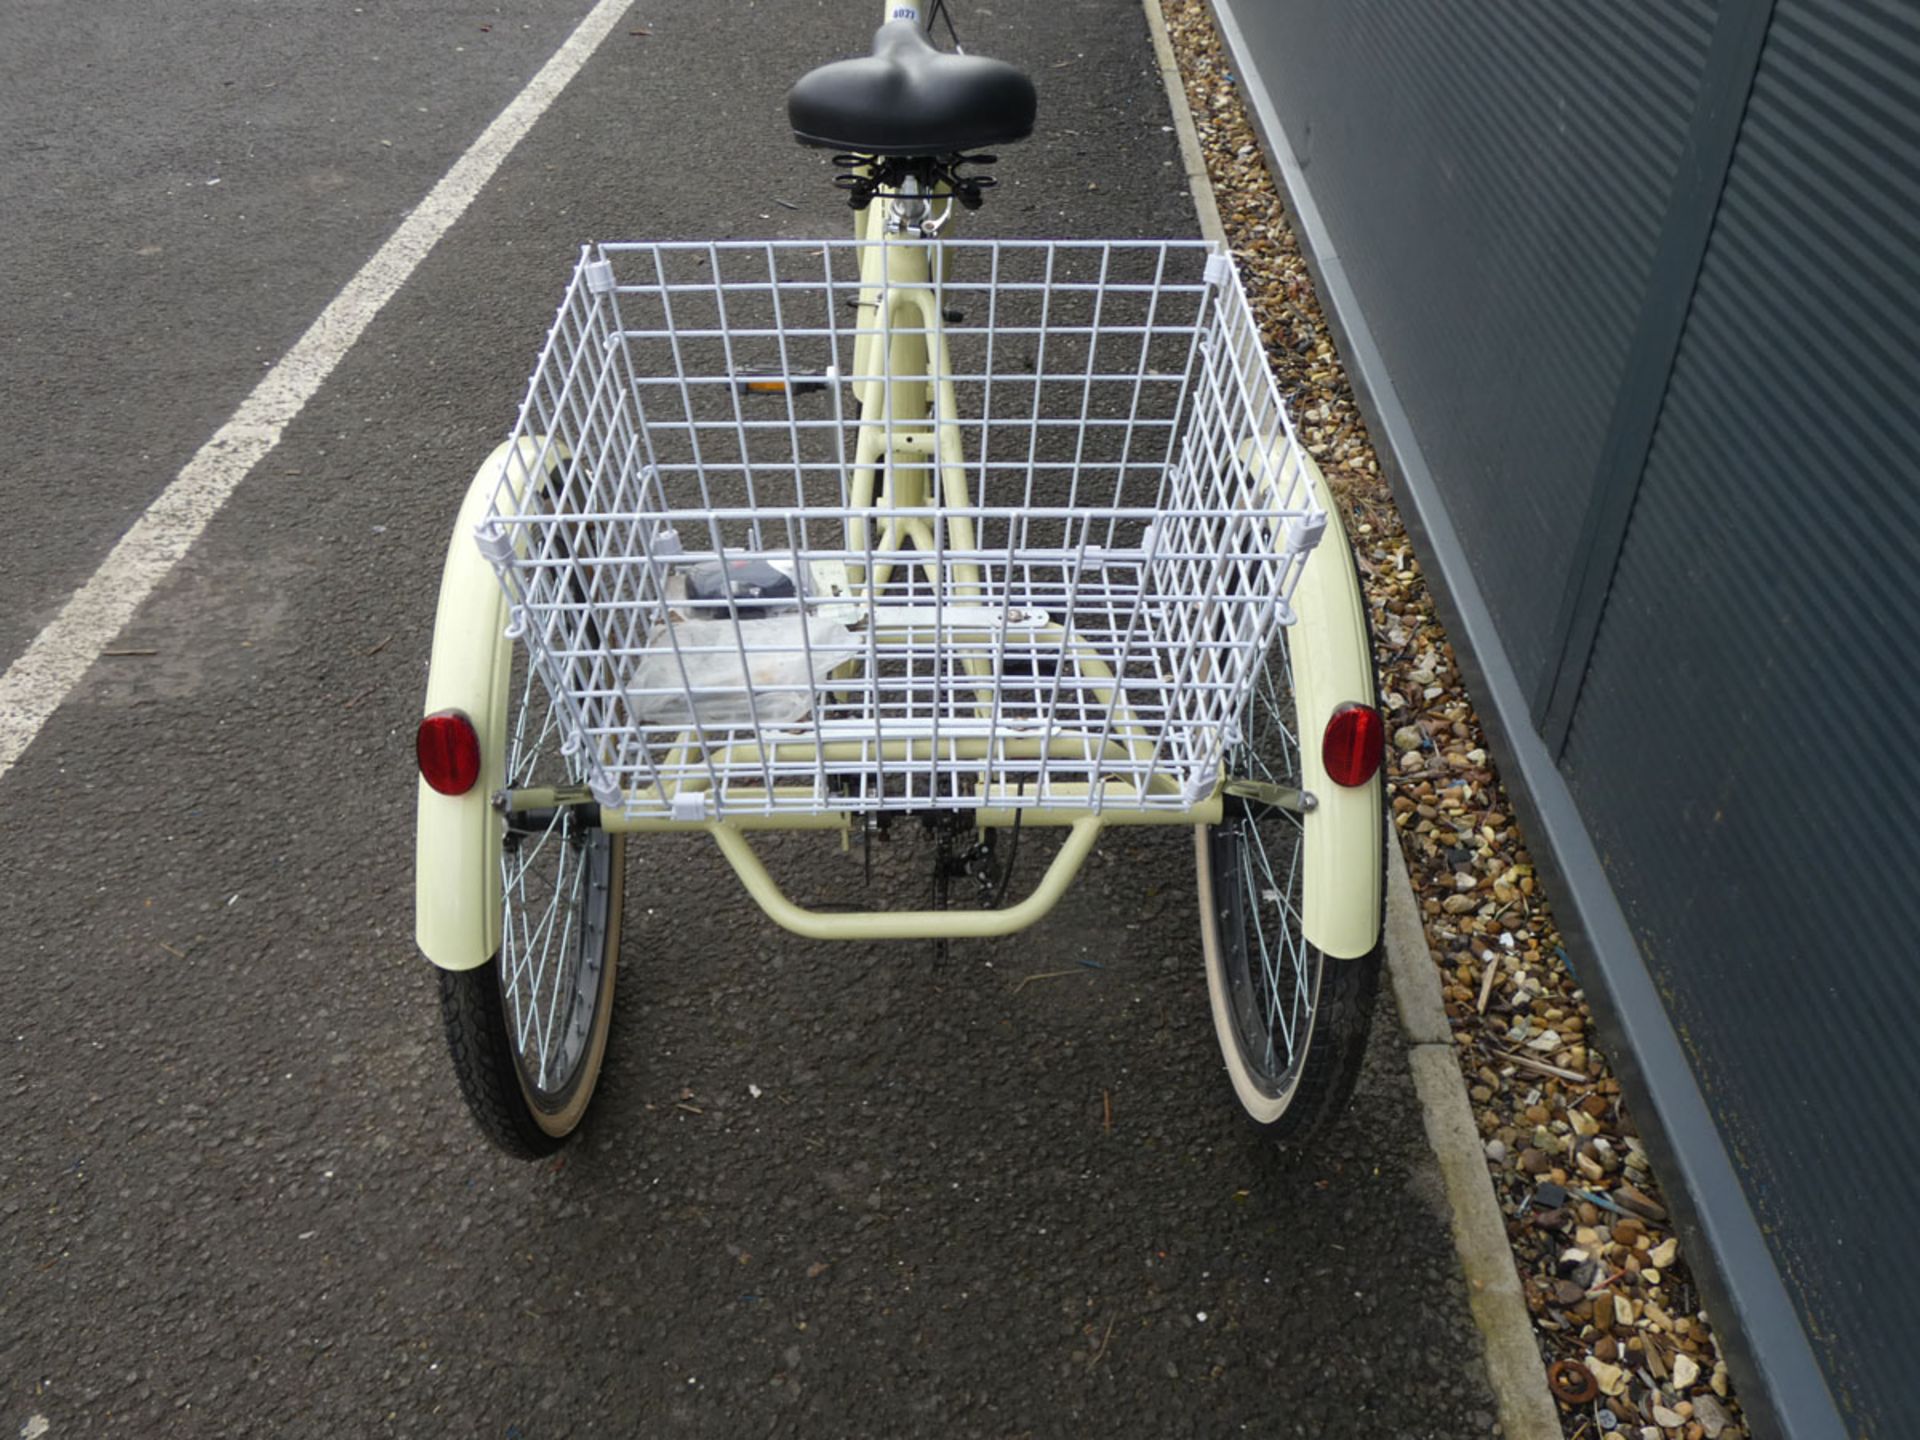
[498, 658, 614, 1108]
[1209, 645, 1321, 1101]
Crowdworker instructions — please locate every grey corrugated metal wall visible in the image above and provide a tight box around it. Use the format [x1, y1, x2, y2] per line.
[1212, 1, 1920, 1436]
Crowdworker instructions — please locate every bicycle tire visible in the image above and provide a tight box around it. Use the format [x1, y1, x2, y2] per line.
[1195, 637, 1380, 1145]
[437, 633, 627, 1158]
[438, 852, 622, 1162]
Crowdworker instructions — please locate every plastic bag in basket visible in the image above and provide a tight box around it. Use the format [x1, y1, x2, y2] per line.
[627, 615, 858, 728]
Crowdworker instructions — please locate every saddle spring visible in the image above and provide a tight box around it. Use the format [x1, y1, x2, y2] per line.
[830, 152, 1000, 211]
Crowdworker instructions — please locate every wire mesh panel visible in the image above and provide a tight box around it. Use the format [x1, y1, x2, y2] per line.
[478, 239, 1323, 819]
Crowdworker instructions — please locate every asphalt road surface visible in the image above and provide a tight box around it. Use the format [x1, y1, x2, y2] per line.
[0, 2, 1503, 1435]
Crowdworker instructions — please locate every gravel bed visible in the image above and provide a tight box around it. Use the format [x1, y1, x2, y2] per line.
[1158, 4, 1750, 1437]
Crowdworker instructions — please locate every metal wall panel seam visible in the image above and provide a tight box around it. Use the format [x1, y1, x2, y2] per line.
[1204, 2, 1847, 1435]
[1535, 0, 1781, 751]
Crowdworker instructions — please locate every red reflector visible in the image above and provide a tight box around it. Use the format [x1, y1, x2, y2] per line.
[417, 710, 482, 795]
[1322, 703, 1384, 788]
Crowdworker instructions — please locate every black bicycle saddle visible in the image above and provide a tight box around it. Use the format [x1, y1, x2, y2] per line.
[787, 20, 1036, 155]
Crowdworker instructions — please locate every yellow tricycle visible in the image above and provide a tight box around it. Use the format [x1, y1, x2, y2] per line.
[414, 1, 1384, 1158]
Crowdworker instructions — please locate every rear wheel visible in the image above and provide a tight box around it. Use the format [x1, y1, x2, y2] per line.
[439, 653, 625, 1158]
[1196, 642, 1379, 1144]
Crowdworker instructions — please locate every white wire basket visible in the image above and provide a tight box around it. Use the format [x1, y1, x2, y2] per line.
[478, 238, 1325, 820]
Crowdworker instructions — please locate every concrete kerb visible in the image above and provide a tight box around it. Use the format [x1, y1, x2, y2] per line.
[1141, 3, 1563, 1435]
[1390, 852, 1564, 1440]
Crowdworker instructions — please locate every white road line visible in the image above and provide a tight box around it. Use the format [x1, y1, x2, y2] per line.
[0, 0, 633, 785]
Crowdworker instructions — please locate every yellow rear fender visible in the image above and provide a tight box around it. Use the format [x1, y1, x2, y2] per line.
[414, 439, 554, 971]
[1288, 453, 1384, 957]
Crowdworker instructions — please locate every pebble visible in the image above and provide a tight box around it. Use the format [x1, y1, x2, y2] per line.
[1587, 1358, 1628, 1397]
[1693, 1394, 1732, 1437]
[1613, 1184, 1668, 1222]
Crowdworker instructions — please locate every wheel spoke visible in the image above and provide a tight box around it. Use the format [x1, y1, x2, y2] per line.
[532, 839, 589, 1088]
[515, 837, 570, 1053]
[1244, 815, 1298, 1063]
[1237, 827, 1285, 1073]
[503, 813, 563, 895]
[495, 653, 613, 1105]
[1213, 640, 1320, 1100]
